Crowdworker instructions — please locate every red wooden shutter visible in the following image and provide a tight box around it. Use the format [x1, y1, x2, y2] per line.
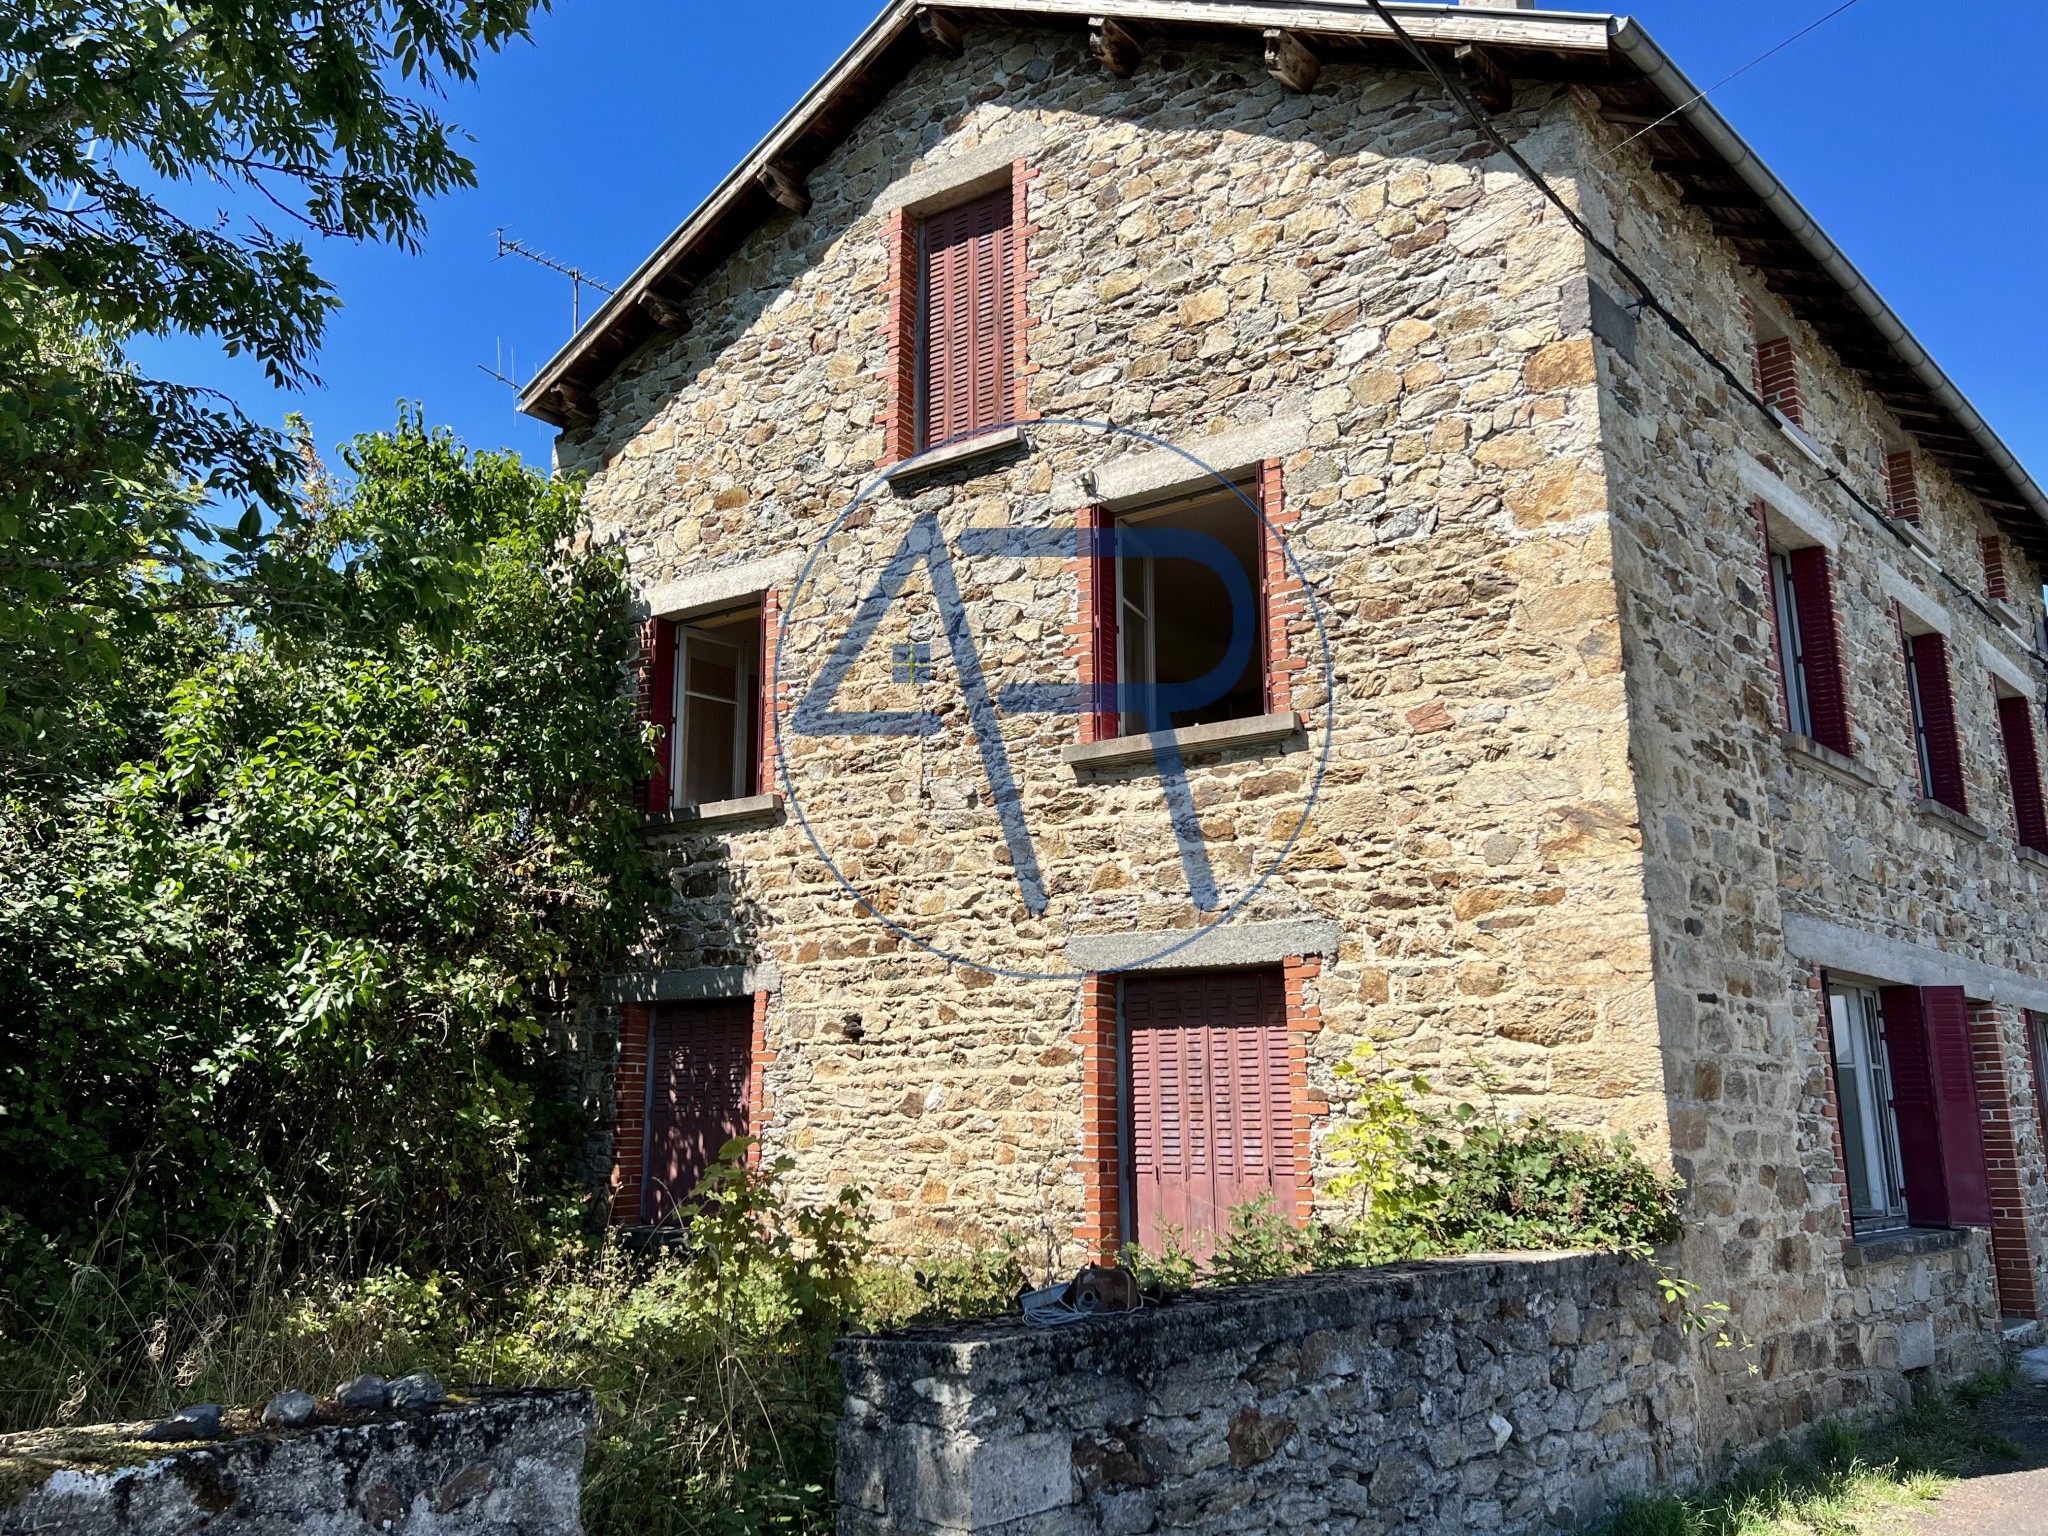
[1999, 694, 2048, 853]
[1788, 547, 1850, 756]
[920, 187, 1015, 448]
[1124, 969, 1292, 1256]
[1909, 633, 1967, 812]
[1883, 985, 1993, 1228]
[640, 618, 677, 811]
[1086, 503, 1118, 741]
[1881, 986, 1948, 1225]
[643, 999, 754, 1224]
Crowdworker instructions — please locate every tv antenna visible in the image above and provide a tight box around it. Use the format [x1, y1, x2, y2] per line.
[477, 337, 522, 393]
[495, 228, 614, 331]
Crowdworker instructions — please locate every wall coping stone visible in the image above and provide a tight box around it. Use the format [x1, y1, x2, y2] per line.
[1780, 732, 1881, 791]
[881, 425, 1027, 484]
[640, 554, 800, 623]
[645, 792, 784, 834]
[602, 963, 780, 1006]
[0, 1387, 594, 1536]
[1781, 913, 2048, 1010]
[1064, 917, 1339, 975]
[1061, 711, 1304, 773]
[1840, 1226, 1973, 1268]
[1917, 797, 1990, 842]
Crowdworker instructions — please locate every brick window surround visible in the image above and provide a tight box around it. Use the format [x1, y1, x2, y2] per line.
[1741, 297, 1804, 424]
[878, 161, 1037, 465]
[1071, 956, 1326, 1259]
[1885, 450, 1922, 524]
[1969, 1001, 2041, 1319]
[1069, 460, 1298, 745]
[1983, 536, 2011, 601]
[608, 992, 775, 1224]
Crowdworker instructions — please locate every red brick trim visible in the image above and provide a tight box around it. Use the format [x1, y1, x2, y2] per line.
[1069, 503, 1115, 744]
[1257, 459, 1304, 715]
[1282, 954, 1330, 1223]
[1010, 159, 1039, 425]
[1073, 973, 1122, 1258]
[878, 207, 920, 465]
[1756, 336, 1804, 425]
[746, 989, 776, 1170]
[1885, 450, 1922, 525]
[609, 1003, 652, 1223]
[1970, 1001, 2041, 1319]
[1810, 969, 1857, 1236]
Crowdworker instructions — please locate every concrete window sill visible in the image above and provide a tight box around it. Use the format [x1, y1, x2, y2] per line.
[1840, 1226, 1972, 1269]
[881, 425, 1026, 484]
[644, 792, 784, 833]
[1062, 711, 1304, 774]
[1780, 732, 1879, 791]
[1894, 518, 1941, 563]
[1916, 797, 1989, 842]
[2018, 844, 2048, 872]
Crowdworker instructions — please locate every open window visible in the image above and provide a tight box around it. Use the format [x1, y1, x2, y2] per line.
[1903, 625, 1966, 813]
[1109, 486, 1266, 736]
[1764, 534, 1851, 756]
[1828, 983, 1909, 1234]
[640, 604, 764, 812]
[1830, 980, 1993, 1235]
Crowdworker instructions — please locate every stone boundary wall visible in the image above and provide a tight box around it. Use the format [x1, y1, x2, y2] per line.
[835, 1253, 1704, 1535]
[0, 1387, 594, 1536]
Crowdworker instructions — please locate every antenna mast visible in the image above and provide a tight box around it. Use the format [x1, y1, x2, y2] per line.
[495, 228, 615, 332]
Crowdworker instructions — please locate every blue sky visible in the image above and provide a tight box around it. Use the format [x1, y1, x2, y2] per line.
[134, 0, 2048, 484]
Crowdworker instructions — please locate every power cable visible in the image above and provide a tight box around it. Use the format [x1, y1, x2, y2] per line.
[1358, 0, 2042, 664]
[1600, 0, 1868, 165]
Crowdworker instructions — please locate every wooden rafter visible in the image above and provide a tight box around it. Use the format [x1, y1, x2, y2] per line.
[1264, 28, 1320, 92]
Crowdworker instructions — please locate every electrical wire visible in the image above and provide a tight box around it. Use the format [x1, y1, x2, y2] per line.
[1357, 0, 2043, 665]
[1599, 0, 1869, 166]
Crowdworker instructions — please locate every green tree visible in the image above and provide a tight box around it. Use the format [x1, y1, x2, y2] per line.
[0, 415, 656, 1313]
[0, 0, 548, 739]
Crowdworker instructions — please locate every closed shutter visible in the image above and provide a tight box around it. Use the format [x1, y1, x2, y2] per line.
[1909, 633, 1968, 812]
[1788, 547, 1851, 756]
[643, 999, 753, 1224]
[920, 187, 1015, 448]
[1882, 985, 1992, 1228]
[1124, 969, 1293, 1255]
[2000, 695, 2048, 853]
[640, 618, 677, 812]
[1086, 503, 1119, 741]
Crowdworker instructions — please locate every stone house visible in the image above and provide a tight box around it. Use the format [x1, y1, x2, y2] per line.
[522, 0, 2048, 1450]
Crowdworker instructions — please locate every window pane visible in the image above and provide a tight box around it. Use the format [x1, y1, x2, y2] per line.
[1772, 553, 1812, 737]
[688, 647, 738, 702]
[684, 695, 738, 806]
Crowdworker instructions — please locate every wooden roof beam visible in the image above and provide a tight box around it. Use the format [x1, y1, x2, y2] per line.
[1265, 28, 1320, 92]
[1455, 43, 1512, 113]
[916, 6, 965, 56]
[1088, 15, 1140, 76]
[758, 163, 811, 216]
[637, 291, 692, 334]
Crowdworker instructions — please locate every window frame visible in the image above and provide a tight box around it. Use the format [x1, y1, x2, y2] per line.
[1770, 550, 1813, 739]
[1106, 483, 1269, 739]
[1828, 982, 1911, 1235]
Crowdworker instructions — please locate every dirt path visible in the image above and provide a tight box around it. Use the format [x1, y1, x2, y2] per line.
[1907, 1370, 2048, 1535]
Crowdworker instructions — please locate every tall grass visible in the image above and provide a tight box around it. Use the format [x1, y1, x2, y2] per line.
[0, 1152, 1022, 1536]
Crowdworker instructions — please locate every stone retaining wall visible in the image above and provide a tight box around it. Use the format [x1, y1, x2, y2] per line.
[834, 1247, 2002, 1535]
[836, 1253, 1704, 1535]
[0, 1387, 594, 1536]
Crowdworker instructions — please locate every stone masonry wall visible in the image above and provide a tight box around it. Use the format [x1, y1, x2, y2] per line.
[1572, 87, 2047, 1453]
[0, 1388, 594, 1536]
[563, 29, 1664, 1263]
[834, 1250, 1998, 1536]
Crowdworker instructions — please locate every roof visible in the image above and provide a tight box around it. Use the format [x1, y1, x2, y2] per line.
[518, 0, 2048, 564]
